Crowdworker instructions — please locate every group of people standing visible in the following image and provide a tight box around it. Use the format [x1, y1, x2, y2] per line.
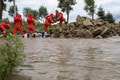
[0, 10, 67, 38]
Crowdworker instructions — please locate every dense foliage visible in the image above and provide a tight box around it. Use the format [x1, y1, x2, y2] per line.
[0, 36, 24, 79]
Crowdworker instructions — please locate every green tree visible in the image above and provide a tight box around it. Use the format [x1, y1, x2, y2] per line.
[84, 0, 96, 20]
[105, 12, 115, 23]
[38, 6, 48, 23]
[8, 5, 18, 17]
[32, 10, 39, 20]
[23, 8, 39, 20]
[0, 0, 13, 21]
[97, 6, 105, 20]
[57, 0, 77, 23]
[23, 8, 32, 18]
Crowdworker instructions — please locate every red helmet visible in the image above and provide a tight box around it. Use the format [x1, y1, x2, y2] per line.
[29, 13, 34, 18]
[16, 14, 21, 18]
[55, 10, 59, 13]
[50, 13, 53, 16]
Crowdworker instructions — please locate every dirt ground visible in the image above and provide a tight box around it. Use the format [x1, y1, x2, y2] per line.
[11, 37, 120, 80]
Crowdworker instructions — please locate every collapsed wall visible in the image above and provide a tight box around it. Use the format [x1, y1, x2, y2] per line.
[51, 15, 120, 38]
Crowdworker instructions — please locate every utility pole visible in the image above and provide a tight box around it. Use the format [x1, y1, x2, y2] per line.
[13, 0, 16, 17]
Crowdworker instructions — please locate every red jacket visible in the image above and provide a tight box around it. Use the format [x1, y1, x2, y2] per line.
[1, 22, 11, 29]
[56, 12, 66, 21]
[56, 12, 62, 20]
[27, 14, 36, 25]
[14, 14, 24, 26]
[0, 24, 6, 32]
[45, 14, 54, 24]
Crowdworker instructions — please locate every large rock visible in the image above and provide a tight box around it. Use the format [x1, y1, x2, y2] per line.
[75, 29, 93, 38]
[51, 28, 60, 38]
[92, 27, 104, 37]
[96, 22, 104, 26]
[76, 15, 85, 23]
[95, 35, 103, 39]
[64, 34, 73, 38]
[51, 32, 60, 38]
[100, 27, 109, 35]
[83, 19, 93, 26]
[67, 22, 76, 30]
[75, 22, 83, 27]
[92, 26, 110, 37]
[92, 19, 104, 26]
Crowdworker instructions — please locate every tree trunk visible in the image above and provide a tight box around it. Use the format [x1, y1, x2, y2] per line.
[0, 0, 3, 22]
[13, 0, 16, 17]
[67, 11, 69, 23]
[92, 13, 94, 20]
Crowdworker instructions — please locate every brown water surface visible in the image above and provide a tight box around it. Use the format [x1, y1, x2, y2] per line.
[8, 37, 120, 80]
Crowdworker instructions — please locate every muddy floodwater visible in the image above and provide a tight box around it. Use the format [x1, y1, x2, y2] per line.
[12, 37, 120, 80]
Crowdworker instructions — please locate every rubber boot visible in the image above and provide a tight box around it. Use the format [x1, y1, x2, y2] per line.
[22, 35, 24, 38]
[50, 29, 53, 36]
[27, 34, 30, 38]
[42, 32, 45, 37]
[33, 34, 35, 38]
[4, 35, 6, 37]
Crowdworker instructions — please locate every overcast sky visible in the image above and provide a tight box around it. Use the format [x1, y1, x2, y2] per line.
[3, 0, 120, 22]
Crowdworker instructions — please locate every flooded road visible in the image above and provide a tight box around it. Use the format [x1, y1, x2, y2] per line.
[16, 37, 120, 80]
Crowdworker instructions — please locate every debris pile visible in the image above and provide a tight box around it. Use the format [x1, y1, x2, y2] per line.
[51, 15, 120, 38]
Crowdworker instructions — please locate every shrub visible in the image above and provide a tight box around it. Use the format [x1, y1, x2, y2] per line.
[0, 36, 25, 78]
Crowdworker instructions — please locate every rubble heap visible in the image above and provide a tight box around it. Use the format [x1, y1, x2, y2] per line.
[51, 15, 120, 38]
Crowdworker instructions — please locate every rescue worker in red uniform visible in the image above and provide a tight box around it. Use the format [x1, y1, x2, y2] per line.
[27, 13, 37, 38]
[0, 22, 12, 36]
[13, 14, 24, 38]
[0, 23, 7, 37]
[1, 22, 12, 31]
[55, 10, 67, 32]
[42, 14, 55, 37]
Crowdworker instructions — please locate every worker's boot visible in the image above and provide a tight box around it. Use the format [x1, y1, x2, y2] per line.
[42, 32, 45, 37]
[27, 34, 30, 38]
[33, 34, 35, 38]
[4, 35, 6, 37]
[22, 35, 24, 38]
[50, 29, 53, 36]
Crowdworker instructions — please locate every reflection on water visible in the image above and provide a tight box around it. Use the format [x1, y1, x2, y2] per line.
[6, 37, 120, 80]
